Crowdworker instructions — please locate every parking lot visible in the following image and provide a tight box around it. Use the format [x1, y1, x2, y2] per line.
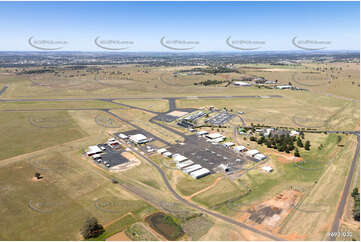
[152, 108, 198, 123]
[205, 111, 235, 126]
[167, 135, 247, 173]
[94, 143, 129, 168]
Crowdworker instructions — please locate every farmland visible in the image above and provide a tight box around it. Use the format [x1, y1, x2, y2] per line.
[0, 56, 359, 241]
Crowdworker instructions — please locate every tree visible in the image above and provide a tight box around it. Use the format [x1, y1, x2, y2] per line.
[352, 188, 359, 197]
[297, 137, 304, 147]
[351, 188, 360, 221]
[34, 172, 42, 179]
[300, 131, 305, 139]
[304, 140, 311, 150]
[81, 217, 105, 239]
[294, 148, 300, 157]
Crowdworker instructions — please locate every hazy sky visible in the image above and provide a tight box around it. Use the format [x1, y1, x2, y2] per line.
[0, 1, 359, 51]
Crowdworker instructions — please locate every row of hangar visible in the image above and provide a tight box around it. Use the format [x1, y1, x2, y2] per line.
[157, 148, 211, 179]
[196, 130, 267, 161]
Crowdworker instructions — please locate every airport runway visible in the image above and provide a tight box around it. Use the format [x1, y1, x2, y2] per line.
[0, 94, 282, 103]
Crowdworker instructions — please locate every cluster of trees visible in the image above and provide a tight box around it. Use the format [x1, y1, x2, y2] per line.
[180, 66, 238, 74]
[250, 134, 296, 153]
[202, 66, 239, 74]
[17, 69, 55, 75]
[81, 217, 105, 239]
[351, 188, 360, 221]
[194, 79, 228, 86]
[249, 132, 311, 156]
[296, 137, 311, 150]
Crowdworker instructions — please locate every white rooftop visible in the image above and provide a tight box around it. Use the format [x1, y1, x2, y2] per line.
[157, 148, 167, 154]
[129, 134, 148, 143]
[276, 85, 293, 89]
[224, 142, 235, 147]
[176, 160, 194, 169]
[290, 130, 300, 136]
[173, 154, 188, 163]
[206, 133, 225, 139]
[87, 145, 102, 155]
[233, 81, 251, 86]
[262, 166, 273, 172]
[219, 164, 229, 171]
[118, 133, 128, 139]
[254, 153, 267, 160]
[92, 154, 101, 159]
[183, 164, 202, 174]
[246, 149, 260, 157]
[197, 130, 209, 135]
[163, 151, 172, 157]
[234, 145, 246, 152]
[190, 168, 211, 179]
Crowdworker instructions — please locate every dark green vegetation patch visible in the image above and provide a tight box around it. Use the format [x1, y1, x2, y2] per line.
[146, 212, 184, 240]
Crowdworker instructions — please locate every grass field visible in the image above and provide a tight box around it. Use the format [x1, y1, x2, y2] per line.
[0, 100, 122, 110]
[279, 134, 358, 240]
[125, 222, 160, 241]
[192, 177, 244, 208]
[176, 173, 222, 196]
[0, 149, 155, 240]
[0, 111, 86, 161]
[88, 214, 137, 241]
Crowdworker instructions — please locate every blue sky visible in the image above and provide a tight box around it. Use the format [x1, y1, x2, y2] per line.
[0, 1, 359, 51]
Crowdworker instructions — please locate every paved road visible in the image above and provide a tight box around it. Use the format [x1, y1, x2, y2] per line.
[166, 98, 177, 111]
[328, 132, 360, 240]
[105, 100, 161, 114]
[122, 138, 284, 241]
[149, 118, 188, 138]
[0, 86, 7, 96]
[0, 95, 282, 103]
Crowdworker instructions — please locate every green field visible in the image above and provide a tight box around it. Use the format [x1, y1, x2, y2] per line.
[176, 173, 222, 196]
[0, 111, 86, 161]
[192, 178, 244, 208]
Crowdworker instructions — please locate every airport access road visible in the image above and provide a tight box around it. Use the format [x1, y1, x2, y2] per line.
[121, 137, 285, 241]
[328, 132, 360, 241]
